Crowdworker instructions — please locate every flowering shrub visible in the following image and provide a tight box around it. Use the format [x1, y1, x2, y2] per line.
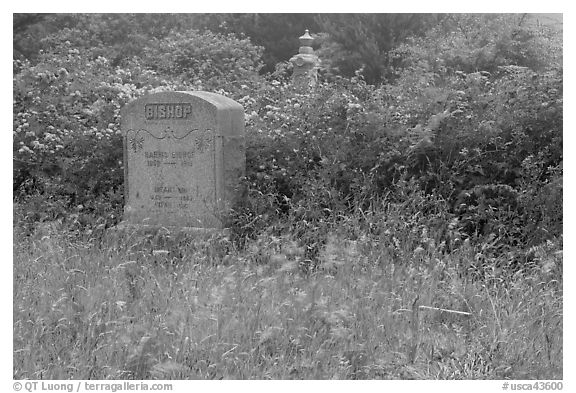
[237, 21, 562, 254]
[140, 29, 264, 95]
[392, 14, 562, 76]
[13, 41, 141, 224]
[14, 18, 562, 259]
[382, 21, 563, 248]
[13, 28, 265, 230]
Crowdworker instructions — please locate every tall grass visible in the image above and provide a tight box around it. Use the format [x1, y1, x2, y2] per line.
[13, 207, 562, 380]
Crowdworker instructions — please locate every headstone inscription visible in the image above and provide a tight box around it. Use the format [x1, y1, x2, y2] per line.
[120, 91, 245, 229]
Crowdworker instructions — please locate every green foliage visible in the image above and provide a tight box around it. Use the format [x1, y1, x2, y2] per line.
[13, 23, 265, 230]
[392, 14, 562, 75]
[386, 17, 563, 247]
[140, 29, 264, 93]
[13, 216, 562, 379]
[192, 13, 321, 74]
[234, 15, 561, 255]
[14, 13, 75, 61]
[13, 42, 136, 224]
[14, 13, 199, 66]
[316, 14, 444, 84]
[13, 13, 562, 261]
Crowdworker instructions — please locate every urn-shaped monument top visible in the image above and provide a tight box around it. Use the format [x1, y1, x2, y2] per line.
[299, 29, 314, 47]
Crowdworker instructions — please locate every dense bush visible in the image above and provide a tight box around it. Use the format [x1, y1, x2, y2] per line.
[315, 14, 444, 84]
[386, 16, 563, 248]
[13, 26, 265, 232]
[392, 14, 562, 76]
[191, 13, 321, 74]
[140, 29, 264, 93]
[14, 14, 200, 66]
[237, 16, 562, 256]
[13, 14, 562, 265]
[13, 41, 135, 225]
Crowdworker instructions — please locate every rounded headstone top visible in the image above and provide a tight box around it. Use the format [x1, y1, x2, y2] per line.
[299, 29, 314, 47]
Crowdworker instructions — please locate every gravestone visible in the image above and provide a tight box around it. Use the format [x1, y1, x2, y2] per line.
[120, 91, 245, 230]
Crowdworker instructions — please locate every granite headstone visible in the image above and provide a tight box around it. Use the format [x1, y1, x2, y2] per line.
[120, 91, 245, 230]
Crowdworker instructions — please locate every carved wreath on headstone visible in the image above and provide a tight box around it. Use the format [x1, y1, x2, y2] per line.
[129, 134, 144, 153]
[127, 128, 214, 154]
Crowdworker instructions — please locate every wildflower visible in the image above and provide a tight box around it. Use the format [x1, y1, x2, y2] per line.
[18, 146, 33, 154]
[413, 246, 425, 257]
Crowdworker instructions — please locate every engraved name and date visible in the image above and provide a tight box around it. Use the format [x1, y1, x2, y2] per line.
[150, 185, 209, 209]
[145, 103, 192, 120]
[133, 102, 214, 211]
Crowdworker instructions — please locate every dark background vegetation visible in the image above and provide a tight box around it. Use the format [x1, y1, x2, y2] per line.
[13, 13, 562, 270]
